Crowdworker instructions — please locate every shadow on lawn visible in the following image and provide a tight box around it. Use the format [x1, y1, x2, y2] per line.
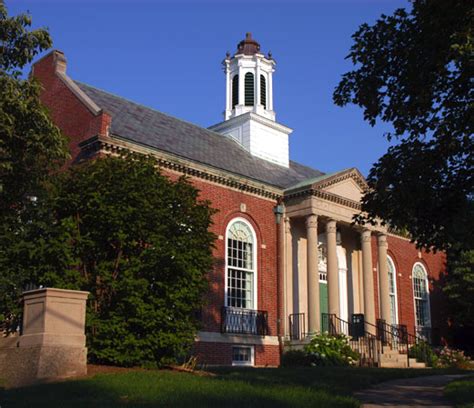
[0, 370, 357, 408]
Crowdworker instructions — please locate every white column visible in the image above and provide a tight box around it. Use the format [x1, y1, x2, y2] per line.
[268, 69, 274, 111]
[255, 61, 261, 107]
[377, 234, 392, 324]
[326, 220, 339, 316]
[238, 65, 244, 106]
[225, 62, 231, 119]
[306, 214, 320, 334]
[361, 229, 376, 330]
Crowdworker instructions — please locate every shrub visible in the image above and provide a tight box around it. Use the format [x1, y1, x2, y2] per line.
[435, 346, 472, 369]
[1, 154, 217, 367]
[281, 349, 311, 367]
[304, 332, 359, 366]
[409, 342, 438, 367]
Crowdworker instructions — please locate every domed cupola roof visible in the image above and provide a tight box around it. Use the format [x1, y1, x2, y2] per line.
[236, 32, 262, 56]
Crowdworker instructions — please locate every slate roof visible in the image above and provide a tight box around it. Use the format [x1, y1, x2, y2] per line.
[75, 81, 325, 190]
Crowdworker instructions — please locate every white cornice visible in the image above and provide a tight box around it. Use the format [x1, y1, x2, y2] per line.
[209, 112, 292, 135]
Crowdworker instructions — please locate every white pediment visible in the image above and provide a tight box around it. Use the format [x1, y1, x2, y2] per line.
[322, 178, 363, 202]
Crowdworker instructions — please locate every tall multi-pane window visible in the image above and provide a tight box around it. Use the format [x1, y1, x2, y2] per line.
[226, 219, 256, 309]
[387, 256, 398, 325]
[232, 75, 239, 108]
[244, 72, 254, 106]
[413, 263, 430, 327]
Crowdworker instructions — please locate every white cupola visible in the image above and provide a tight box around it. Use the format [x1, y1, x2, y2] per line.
[209, 33, 292, 168]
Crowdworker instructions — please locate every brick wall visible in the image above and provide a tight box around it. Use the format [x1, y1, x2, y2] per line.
[32, 52, 280, 365]
[193, 342, 280, 366]
[32, 51, 111, 165]
[372, 235, 447, 336]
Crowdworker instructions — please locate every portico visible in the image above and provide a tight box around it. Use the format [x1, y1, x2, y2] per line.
[282, 168, 392, 339]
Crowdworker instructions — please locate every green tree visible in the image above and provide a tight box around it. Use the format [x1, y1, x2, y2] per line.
[443, 249, 474, 327]
[49, 155, 216, 367]
[0, 4, 68, 215]
[0, 4, 69, 328]
[333, 0, 473, 253]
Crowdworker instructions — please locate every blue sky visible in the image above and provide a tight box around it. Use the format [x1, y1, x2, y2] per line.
[9, 0, 409, 176]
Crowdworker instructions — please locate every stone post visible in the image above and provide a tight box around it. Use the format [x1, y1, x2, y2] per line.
[377, 234, 392, 325]
[326, 219, 339, 316]
[306, 214, 320, 335]
[361, 229, 376, 331]
[19, 288, 89, 383]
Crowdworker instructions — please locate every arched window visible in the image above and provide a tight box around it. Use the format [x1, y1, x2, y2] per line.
[232, 75, 239, 109]
[260, 74, 266, 108]
[244, 72, 254, 106]
[226, 219, 256, 309]
[413, 263, 431, 327]
[387, 256, 398, 324]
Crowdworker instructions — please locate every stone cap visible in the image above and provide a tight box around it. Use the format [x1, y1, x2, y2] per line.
[23, 288, 89, 301]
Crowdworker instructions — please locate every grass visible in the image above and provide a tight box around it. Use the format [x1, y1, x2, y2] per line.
[0, 366, 463, 408]
[445, 376, 474, 408]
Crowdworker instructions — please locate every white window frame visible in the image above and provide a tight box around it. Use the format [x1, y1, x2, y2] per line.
[387, 255, 399, 325]
[232, 345, 255, 366]
[412, 262, 431, 328]
[224, 218, 258, 310]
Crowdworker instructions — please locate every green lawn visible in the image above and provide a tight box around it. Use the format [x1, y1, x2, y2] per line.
[0, 367, 462, 408]
[445, 376, 474, 408]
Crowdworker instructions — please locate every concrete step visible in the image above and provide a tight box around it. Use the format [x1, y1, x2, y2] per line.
[408, 358, 427, 368]
[379, 360, 408, 368]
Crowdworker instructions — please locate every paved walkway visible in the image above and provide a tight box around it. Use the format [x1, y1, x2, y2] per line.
[355, 374, 467, 408]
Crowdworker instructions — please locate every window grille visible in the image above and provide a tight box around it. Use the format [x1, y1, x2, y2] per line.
[232, 75, 239, 108]
[260, 74, 266, 108]
[244, 72, 254, 106]
[226, 220, 255, 309]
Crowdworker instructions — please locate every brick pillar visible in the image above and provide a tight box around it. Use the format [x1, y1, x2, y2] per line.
[284, 216, 293, 335]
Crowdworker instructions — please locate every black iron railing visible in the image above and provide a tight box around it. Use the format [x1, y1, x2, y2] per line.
[322, 313, 381, 367]
[221, 306, 268, 336]
[289, 313, 305, 340]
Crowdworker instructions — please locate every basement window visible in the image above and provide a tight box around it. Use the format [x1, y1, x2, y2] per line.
[232, 346, 254, 366]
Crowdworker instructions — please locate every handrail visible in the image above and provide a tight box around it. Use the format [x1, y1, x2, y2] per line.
[322, 313, 381, 367]
[365, 319, 435, 367]
[288, 313, 305, 341]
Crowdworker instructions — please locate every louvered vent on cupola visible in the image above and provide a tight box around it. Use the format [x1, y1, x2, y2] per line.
[244, 72, 254, 106]
[260, 74, 266, 109]
[232, 75, 239, 108]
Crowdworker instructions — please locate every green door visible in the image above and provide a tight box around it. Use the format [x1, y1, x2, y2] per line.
[320, 282, 328, 332]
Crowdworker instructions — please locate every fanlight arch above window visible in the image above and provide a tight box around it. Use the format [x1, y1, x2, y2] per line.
[244, 72, 254, 106]
[228, 220, 254, 246]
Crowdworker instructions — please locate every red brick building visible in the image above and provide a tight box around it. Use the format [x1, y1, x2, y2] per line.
[31, 34, 446, 367]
